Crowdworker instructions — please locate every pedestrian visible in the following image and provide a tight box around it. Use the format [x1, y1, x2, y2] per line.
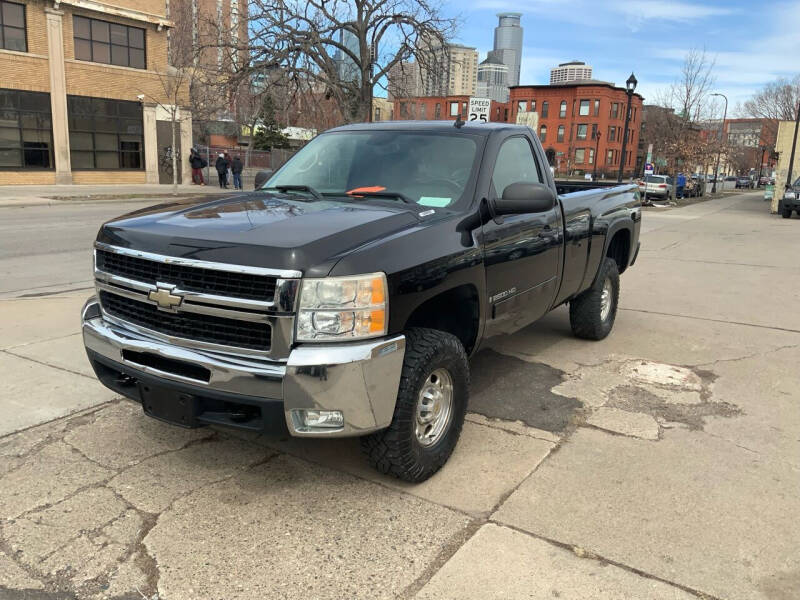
[189, 148, 206, 185]
[232, 155, 244, 190]
[215, 153, 228, 188]
[677, 172, 686, 199]
[224, 152, 233, 189]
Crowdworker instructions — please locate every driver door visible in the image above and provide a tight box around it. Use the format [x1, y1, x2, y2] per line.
[480, 136, 562, 338]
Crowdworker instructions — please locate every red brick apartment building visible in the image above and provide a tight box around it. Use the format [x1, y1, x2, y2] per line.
[509, 81, 644, 176]
[392, 95, 509, 123]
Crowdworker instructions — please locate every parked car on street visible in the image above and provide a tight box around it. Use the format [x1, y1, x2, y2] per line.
[736, 176, 753, 189]
[81, 121, 641, 482]
[638, 174, 673, 200]
[779, 176, 800, 218]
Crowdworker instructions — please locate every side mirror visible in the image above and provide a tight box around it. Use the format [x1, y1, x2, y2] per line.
[493, 182, 555, 216]
[254, 169, 273, 189]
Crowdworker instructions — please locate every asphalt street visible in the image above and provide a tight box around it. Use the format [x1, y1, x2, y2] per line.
[1, 191, 799, 600]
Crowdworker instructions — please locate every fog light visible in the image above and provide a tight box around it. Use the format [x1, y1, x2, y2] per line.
[291, 409, 344, 431]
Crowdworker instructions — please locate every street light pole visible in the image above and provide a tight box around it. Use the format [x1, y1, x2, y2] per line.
[710, 92, 728, 194]
[785, 100, 800, 189]
[758, 144, 766, 185]
[617, 72, 637, 183]
[593, 131, 601, 180]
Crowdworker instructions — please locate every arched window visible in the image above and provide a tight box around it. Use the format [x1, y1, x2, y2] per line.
[559, 101, 567, 118]
[540, 125, 547, 142]
[557, 125, 565, 142]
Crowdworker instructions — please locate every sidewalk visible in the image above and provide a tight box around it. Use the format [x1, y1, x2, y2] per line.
[0, 183, 238, 208]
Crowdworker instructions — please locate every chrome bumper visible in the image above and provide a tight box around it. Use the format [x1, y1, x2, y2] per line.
[82, 298, 406, 437]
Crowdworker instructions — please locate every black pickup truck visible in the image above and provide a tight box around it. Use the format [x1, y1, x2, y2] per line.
[82, 121, 641, 482]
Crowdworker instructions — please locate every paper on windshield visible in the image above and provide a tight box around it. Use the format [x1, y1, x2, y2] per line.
[419, 197, 451, 207]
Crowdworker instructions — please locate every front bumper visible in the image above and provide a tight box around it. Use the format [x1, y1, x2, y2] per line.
[781, 195, 800, 211]
[82, 298, 406, 437]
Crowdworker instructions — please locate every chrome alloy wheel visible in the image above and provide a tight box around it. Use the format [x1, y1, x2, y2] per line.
[415, 368, 454, 447]
[600, 277, 613, 321]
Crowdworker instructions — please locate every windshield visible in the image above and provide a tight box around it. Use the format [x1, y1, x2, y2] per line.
[264, 131, 480, 208]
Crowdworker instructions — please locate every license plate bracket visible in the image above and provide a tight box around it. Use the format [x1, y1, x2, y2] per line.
[139, 383, 199, 428]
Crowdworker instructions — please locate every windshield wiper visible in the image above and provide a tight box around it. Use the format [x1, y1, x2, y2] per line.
[269, 185, 323, 199]
[347, 191, 414, 204]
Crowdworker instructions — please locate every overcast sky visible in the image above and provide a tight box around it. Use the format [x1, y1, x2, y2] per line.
[448, 0, 799, 114]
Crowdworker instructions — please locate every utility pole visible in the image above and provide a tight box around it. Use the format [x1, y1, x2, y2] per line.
[785, 100, 800, 189]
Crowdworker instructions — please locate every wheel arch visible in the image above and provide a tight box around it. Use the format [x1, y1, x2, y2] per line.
[401, 283, 481, 355]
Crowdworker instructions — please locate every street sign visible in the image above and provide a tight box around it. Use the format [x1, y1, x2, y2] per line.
[645, 163, 654, 175]
[468, 97, 491, 122]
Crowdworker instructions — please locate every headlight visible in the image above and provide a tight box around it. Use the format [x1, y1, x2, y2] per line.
[296, 273, 388, 341]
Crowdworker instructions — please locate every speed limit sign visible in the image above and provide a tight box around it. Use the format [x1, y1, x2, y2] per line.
[468, 97, 491, 122]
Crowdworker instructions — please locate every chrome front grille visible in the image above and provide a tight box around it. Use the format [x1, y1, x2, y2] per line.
[93, 243, 300, 359]
[96, 248, 277, 301]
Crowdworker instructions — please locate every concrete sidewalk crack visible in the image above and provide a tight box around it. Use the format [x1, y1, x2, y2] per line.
[1, 348, 96, 380]
[619, 308, 800, 335]
[488, 522, 726, 600]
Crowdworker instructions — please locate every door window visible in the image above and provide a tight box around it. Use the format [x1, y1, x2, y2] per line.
[491, 137, 542, 199]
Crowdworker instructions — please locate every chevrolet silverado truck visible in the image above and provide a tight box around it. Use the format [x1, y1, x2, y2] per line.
[82, 121, 641, 482]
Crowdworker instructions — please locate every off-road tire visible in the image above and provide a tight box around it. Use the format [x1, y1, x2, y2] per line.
[361, 328, 469, 483]
[782, 208, 792, 218]
[569, 257, 620, 340]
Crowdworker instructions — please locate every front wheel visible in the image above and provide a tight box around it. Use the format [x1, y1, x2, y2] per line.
[782, 208, 792, 218]
[569, 257, 620, 340]
[361, 328, 469, 483]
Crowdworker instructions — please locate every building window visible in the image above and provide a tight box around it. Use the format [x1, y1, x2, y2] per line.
[575, 148, 585, 164]
[435, 103, 441, 119]
[591, 123, 597, 139]
[531, 100, 536, 113]
[611, 102, 619, 119]
[0, 1, 26, 52]
[608, 126, 616, 142]
[420, 103, 426, 119]
[374, 107, 381, 121]
[541, 101, 549, 118]
[589, 148, 594, 164]
[557, 125, 564, 142]
[517, 100, 527, 113]
[607, 149, 614, 165]
[576, 124, 588, 140]
[400, 102, 408, 119]
[449, 101, 459, 117]
[462, 102, 467, 118]
[593, 99, 600, 116]
[579, 99, 590, 116]
[0, 89, 53, 169]
[67, 96, 144, 169]
[73, 16, 146, 69]
[559, 101, 567, 118]
[539, 125, 546, 142]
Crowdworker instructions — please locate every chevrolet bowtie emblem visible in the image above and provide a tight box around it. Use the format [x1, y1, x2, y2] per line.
[148, 285, 183, 311]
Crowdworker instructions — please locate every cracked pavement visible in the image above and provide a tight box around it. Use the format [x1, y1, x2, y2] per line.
[2, 192, 800, 599]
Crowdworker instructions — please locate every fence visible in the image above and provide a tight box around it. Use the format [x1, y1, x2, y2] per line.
[194, 145, 301, 189]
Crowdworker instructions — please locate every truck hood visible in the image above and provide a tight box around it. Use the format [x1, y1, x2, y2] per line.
[97, 192, 422, 277]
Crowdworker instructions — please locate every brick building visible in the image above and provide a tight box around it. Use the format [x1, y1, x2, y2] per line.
[0, 0, 189, 185]
[509, 80, 643, 177]
[392, 95, 509, 123]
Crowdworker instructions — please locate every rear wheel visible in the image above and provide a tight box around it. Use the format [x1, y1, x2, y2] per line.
[361, 328, 469, 482]
[570, 257, 620, 340]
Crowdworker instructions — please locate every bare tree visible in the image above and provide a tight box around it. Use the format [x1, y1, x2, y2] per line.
[229, 0, 457, 124]
[140, 61, 191, 193]
[668, 48, 716, 125]
[741, 75, 800, 122]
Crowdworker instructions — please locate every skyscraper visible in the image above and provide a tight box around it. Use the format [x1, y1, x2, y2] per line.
[477, 51, 509, 102]
[492, 13, 523, 87]
[550, 61, 593, 85]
